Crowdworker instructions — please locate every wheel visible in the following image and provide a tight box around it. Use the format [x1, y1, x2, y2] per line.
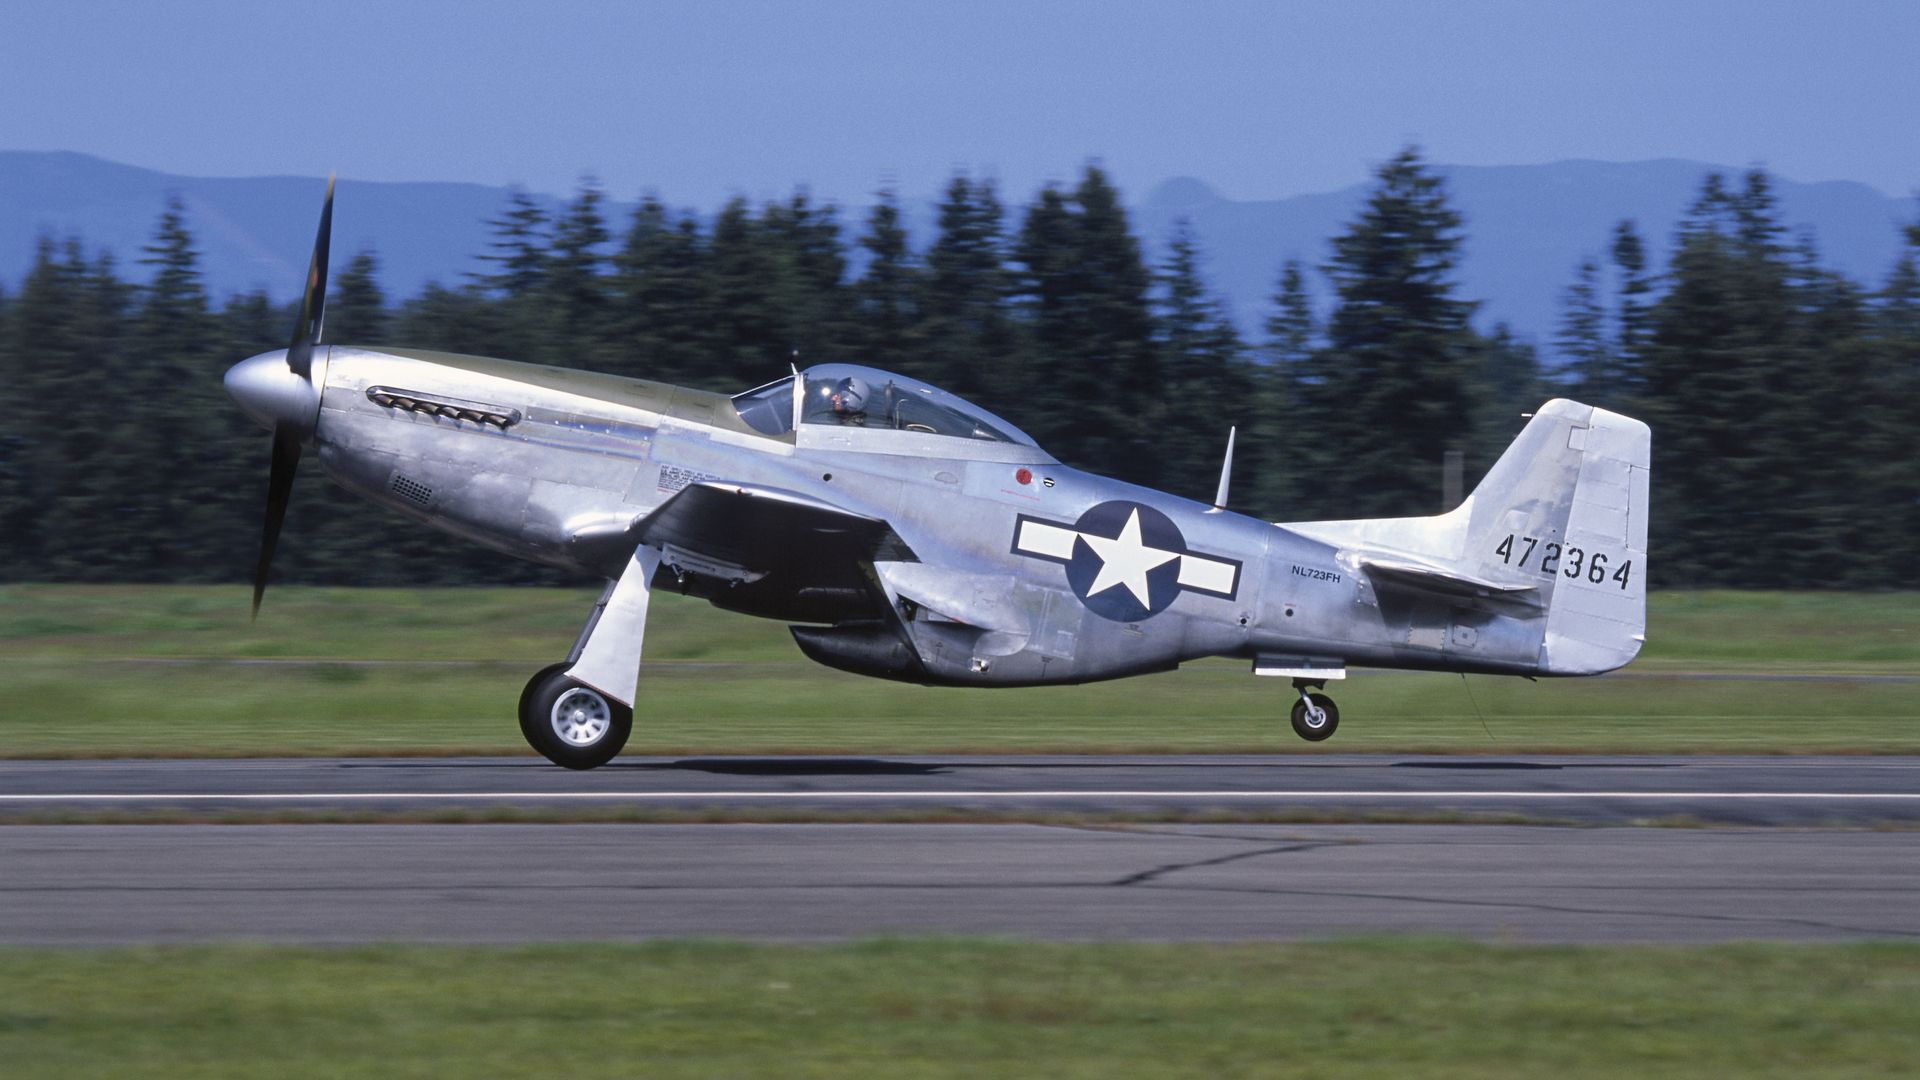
[518, 662, 570, 745]
[519, 664, 632, 770]
[1289, 692, 1340, 742]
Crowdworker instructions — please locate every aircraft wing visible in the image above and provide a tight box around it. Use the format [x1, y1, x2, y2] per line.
[632, 482, 917, 623]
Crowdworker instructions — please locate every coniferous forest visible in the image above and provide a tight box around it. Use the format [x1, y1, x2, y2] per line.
[1, 148, 1915, 589]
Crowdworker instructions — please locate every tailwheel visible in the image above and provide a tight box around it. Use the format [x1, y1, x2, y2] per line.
[1289, 691, 1340, 742]
[520, 663, 632, 770]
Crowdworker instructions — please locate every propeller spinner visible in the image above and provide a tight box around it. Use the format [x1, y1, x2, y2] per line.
[224, 175, 334, 617]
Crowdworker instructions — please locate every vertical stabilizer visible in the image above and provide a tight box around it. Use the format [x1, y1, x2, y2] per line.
[1450, 399, 1650, 674]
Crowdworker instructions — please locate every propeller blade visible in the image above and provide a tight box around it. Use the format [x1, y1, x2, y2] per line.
[250, 425, 303, 619]
[285, 174, 336, 379]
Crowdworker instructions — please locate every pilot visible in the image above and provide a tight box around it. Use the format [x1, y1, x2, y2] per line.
[828, 376, 870, 425]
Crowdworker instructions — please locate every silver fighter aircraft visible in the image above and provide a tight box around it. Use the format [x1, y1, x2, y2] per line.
[227, 182, 1651, 768]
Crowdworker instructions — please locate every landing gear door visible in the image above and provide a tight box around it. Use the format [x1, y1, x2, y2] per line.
[565, 545, 663, 707]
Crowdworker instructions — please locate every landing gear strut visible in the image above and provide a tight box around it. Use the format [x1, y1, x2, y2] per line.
[519, 662, 633, 770]
[1289, 678, 1339, 742]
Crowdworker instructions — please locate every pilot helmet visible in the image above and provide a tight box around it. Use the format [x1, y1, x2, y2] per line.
[830, 376, 869, 414]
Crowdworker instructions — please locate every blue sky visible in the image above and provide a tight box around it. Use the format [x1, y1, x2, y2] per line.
[4, 0, 1916, 205]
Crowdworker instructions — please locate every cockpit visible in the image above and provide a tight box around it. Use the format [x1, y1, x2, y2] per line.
[731, 364, 1044, 452]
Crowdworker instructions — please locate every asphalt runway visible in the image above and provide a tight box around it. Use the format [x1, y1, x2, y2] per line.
[6, 755, 1918, 945]
[4, 754, 1920, 824]
[4, 823, 1918, 945]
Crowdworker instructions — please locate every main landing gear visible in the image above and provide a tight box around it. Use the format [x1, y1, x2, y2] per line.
[518, 547, 661, 770]
[519, 662, 633, 770]
[1289, 678, 1340, 742]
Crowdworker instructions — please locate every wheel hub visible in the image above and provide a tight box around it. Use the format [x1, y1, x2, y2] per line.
[550, 686, 612, 746]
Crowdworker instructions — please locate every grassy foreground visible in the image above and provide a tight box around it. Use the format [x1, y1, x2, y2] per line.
[1, 585, 1914, 757]
[2, 940, 1915, 1078]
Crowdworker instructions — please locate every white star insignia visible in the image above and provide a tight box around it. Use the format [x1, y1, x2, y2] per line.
[1079, 509, 1180, 607]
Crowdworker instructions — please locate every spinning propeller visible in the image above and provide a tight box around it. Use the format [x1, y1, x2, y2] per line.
[224, 175, 334, 617]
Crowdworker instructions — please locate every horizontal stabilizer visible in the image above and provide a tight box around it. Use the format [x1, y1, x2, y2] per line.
[1360, 555, 1542, 603]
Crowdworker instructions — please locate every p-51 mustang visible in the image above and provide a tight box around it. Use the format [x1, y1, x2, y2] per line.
[227, 182, 1650, 768]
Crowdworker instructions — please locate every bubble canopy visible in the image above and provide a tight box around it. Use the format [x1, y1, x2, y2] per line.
[732, 364, 1042, 450]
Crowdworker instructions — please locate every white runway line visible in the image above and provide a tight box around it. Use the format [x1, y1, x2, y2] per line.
[3, 790, 1919, 802]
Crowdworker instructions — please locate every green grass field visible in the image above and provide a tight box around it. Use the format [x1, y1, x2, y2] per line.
[1, 585, 1914, 756]
[2, 940, 1916, 1078]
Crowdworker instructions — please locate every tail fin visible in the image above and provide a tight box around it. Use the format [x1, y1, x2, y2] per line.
[1284, 400, 1650, 675]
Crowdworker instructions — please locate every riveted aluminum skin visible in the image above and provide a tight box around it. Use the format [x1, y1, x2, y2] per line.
[275, 341, 1648, 693]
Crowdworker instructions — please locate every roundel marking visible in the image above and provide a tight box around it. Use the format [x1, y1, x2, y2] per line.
[1010, 500, 1242, 623]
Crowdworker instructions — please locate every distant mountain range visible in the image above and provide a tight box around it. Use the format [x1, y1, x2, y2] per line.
[2, 150, 1912, 355]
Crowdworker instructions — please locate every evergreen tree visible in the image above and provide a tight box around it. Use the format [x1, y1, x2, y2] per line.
[137, 198, 214, 347]
[392, 281, 496, 357]
[1610, 219, 1652, 400]
[1644, 173, 1757, 584]
[1781, 242, 1881, 584]
[1245, 259, 1317, 517]
[1876, 212, 1920, 340]
[129, 200, 235, 580]
[706, 197, 785, 388]
[760, 190, 852, 368]
[1065, 166, 1160, 477]
[1558, 257, 1613, 398]
[1154, 221, 1248, 501]
[220, 290, 287, 355]
[1873, 212, 1920, 584]
[0, 284, 20, 576]
[611, 195, 714, 385]
[852, 190, 923, 372]
[1642, 169, 1851, 585]
[0, 282, 11, 564]
[473, 188, 550, 297]
[544, 181, 613, 365]
[471, 188, 553, 362]
[62, 250, 138, 577]
[1265, 260, 1317, 368]
[0, 240, 130, 577]
[1308, 146, 1477, 516]
[1011, 166, 1160, 484]
[919, 174, 1017, 402]
[328, 250, 389, 343]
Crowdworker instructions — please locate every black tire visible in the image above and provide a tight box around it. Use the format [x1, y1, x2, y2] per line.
[519, 664, 632, 770]
[1289, 693, 1340, 742]
[518, 662, 571, 745]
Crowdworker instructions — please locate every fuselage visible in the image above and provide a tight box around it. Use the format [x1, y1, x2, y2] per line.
[290, 345, 1551, 686]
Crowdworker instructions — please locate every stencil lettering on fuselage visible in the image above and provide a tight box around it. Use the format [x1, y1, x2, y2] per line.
[1011, 500, 1240, 622]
